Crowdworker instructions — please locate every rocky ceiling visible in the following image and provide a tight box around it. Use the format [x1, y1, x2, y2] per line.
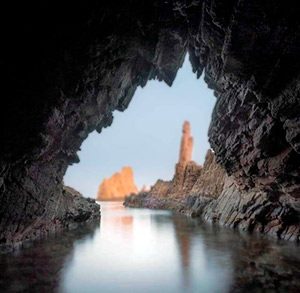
[0, 1, 299, 249]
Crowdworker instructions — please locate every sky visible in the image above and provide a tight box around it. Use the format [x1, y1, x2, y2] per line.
[64, 56, 216, 198]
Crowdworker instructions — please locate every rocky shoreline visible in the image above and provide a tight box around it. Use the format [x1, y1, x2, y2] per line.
[124, 122, 300, 242]
[0, 186, 100, 254]
[124, 177, 300, 242]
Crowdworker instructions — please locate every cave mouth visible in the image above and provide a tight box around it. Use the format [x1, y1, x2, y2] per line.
[64, 55, 216, 199]
[1, 1, 300, 251]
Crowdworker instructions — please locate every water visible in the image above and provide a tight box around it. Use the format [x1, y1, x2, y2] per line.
[1, 202, 300, 292]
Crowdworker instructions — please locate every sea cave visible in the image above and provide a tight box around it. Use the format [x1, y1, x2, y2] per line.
[0, 1, 300, 292]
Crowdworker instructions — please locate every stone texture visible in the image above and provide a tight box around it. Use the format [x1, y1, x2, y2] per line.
[179, 121, 193, 164]
[190, 149, 226, 198]
[97, 167, 138, 201]
[148, 180, 171, 198]
[125, 122, 226, 211]
[125, 130, 299, 241]
[0, 185, 100, 253]
[125, 147, 224, 208]
[62, 186, 100, 225]
[1, 1, 300, 249]
[200, 177, 300, 241]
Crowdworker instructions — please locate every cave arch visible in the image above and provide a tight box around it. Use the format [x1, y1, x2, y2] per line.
[1, 1, 300, 250]
[64, 56, 215, 198]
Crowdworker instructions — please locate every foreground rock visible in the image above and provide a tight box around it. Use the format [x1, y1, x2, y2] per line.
[63, 186, 100, 226]
[0, 186, 100, 253]
[195, 178, 300, 241]
[97, 167, 138, 201]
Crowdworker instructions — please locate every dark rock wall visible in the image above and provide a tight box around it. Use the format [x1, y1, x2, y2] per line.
[190, 149, 226, 198]
[1, 1, 300, 247]
[0, 1, 188, 249]
[184, 1, 300, 198]
[202, 177, 300, 241]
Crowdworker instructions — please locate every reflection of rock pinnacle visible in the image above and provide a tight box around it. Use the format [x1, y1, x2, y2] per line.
[179, 121, 194, 164]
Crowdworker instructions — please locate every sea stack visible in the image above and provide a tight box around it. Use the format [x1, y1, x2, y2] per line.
[127, 121, 202, 199]
[171, 121, 201, 194]
[179, 121, 194, 165]
[97, 167, 138, 201]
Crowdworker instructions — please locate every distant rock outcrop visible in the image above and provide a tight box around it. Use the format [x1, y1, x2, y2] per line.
[142, 121, 221, 199]
[125, 147, 225, 208]
[97, 167, 138, 201]
[138, 121, 200, 199]
[167, 121, 202, 196]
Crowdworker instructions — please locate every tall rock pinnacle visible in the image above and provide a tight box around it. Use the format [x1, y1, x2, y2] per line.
[179, 121, 194, 164]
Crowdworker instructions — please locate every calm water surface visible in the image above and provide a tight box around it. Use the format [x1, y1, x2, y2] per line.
[1, 202, 300, 292]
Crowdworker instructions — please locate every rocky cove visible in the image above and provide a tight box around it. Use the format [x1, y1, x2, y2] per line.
[125, 121, 300, 241]
[0, 1, 300, 291]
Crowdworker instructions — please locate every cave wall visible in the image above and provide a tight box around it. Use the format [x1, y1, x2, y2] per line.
[201, 177, 300, 241]
[1, 1, 300, 248]
[185, 0, 300, 199]
[0, 1, 188, 249]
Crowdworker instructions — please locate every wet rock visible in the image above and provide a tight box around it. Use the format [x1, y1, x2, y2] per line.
[0, 186, 100, 253]
[201, 177, 300, 241]
[62, 186, 100, 226]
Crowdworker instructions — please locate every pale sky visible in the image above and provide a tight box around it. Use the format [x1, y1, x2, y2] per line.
[64, 56, 216, 198]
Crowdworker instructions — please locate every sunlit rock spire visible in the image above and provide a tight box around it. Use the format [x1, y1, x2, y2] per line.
[179, 121, 194, 164]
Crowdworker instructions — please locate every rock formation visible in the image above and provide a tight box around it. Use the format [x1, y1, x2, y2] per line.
[97, 167, 138, 201]
[139, 121, 203, 199]
[145, 122, 225, 199]
[124, 147, 225, 210]
[169, 121, 201, 195]
[125, 121, 225, 205]
[125, 125, 299, 241]
[200, 177, 300, 241]
[190, 150, 225, 198]
[179, 121, 193, 164]
[1, 1, 300, 249]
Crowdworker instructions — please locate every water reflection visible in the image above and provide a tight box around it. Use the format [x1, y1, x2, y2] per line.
[0, 202, 299, 292]
[0, 223, 99, 292]
[172, 216, 233, 292]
